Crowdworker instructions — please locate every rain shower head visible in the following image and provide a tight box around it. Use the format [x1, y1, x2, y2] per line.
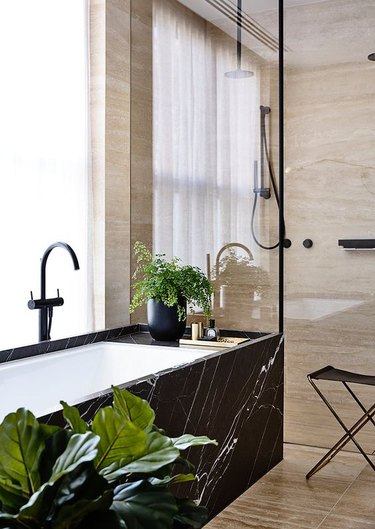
[225, 0, 253, 79]
[368, 53, 375, 61]
[225, 69, 254, 79]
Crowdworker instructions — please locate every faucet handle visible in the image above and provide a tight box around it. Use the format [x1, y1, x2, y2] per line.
[57, 288, 60, 297]
[30, 291, 34, 301]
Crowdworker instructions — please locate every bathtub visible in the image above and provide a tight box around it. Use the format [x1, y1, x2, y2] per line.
[0, 342, 218, 422]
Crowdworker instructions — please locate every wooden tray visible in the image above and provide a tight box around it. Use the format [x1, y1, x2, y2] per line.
[179, 336, 251, 348]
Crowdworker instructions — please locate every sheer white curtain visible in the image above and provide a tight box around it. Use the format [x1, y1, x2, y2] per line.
[153, 0, 259, 274]
[0, 0, 92, 348]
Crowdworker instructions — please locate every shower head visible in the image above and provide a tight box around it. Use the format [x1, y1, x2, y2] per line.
[225, 0, 253, 80]
[260, 105, 271, 115]
[225, 68, 254, 79]
[368, 52, 375, 61]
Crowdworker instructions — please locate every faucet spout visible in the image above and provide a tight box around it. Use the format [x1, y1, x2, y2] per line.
[40, 242, 80, 299]
[30, 242, 80, 341]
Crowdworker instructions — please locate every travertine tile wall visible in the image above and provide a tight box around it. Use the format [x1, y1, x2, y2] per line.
[105, 0, 131, 328]
[91, 0, 131, 329]
[285, 60, 375, 451]
[130, 0, 153, 324]
[90, 0, 106, 330]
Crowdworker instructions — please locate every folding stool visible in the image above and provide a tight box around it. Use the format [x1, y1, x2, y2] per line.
[306, 365, 375, 479]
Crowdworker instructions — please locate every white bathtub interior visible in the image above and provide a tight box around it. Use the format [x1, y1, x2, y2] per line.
[0, 342, 219, 422]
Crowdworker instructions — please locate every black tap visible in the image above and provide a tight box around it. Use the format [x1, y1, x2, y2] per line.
[28, 242, 80, 341]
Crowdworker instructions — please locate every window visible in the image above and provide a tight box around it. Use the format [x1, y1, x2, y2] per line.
[0, 0, 91, 348]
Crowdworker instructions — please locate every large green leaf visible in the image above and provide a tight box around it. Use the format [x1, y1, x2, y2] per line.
[172, 456, 195, 473]
[0, 409, 46, 497]
[112, 386, 155, 431]
[17, 462, 111, 529]
[60, 401, 88, 434]
[116, 432, 180, 475]
[171, 434, 218, 451]
[92, 407, 147, 481]
[174, 499, 208, 529]
[39, 430, 71, 484]
[39, 423, 61, 437]
[50, 432, 100, 483]
[16, 480, 59, 526]
[52, 489, 113, 529]
[111, 480, 177, 529]
[0, 479, 27, 514]
[0, 513, 19, 528]
[76, 510, 122, 529]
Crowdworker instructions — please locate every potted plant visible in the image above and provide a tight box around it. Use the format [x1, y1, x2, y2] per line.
[129, 242, 213, 341]
[0, 386, 217, 529]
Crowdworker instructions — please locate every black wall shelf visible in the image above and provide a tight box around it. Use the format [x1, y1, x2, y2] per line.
[338, 239, 375, 250]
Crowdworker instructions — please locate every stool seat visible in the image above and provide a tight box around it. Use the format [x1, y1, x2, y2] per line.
[309, 365, 375, 386]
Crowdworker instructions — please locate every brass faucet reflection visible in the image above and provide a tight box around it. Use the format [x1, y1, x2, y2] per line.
[207, 242, 270, 327]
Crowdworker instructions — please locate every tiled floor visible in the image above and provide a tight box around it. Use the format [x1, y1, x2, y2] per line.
[206, 444, 375, 529]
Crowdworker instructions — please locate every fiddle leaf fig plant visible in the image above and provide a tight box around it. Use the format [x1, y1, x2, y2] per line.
[0, 386, 217, 529]
[129, 242, 213, 321]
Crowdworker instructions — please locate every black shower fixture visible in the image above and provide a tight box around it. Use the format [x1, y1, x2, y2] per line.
[250, 105, 286, 251]
[225, 0, 253, 78]
[368, 53, 375, 61]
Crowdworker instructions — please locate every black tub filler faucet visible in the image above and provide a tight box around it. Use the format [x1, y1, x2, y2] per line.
[28, 242, 80, 341]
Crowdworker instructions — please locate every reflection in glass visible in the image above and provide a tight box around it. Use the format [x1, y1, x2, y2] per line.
[152, 0, 280, 331]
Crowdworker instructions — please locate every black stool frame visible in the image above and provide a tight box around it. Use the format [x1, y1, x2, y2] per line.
[306, 366, 375, 479]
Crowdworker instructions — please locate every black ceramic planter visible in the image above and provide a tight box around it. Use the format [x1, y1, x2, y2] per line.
[147, 298, 186, 341]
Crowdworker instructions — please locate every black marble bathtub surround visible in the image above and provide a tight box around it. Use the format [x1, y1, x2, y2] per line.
[1, 323, 283, 520]
[40, 332, 283, 520]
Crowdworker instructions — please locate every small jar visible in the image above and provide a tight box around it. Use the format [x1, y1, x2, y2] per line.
[205, 319, 220, 339]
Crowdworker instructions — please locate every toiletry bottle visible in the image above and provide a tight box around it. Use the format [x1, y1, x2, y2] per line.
[205, 319, 220, 339]
[191, 322, 199, 341]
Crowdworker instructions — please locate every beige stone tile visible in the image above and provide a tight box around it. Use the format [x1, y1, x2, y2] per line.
[320, 461, 375, 527]
[206, 499, 325, 528]
[279, 445, 367, 482]
[206, 445, 367, 529]
[318, 514, 375, 529]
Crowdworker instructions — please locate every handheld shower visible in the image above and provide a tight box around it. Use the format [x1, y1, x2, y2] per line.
[251, 105, 285, 250]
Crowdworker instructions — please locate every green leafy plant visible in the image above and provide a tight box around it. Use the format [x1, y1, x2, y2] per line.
[129, 242, 213, 321]
[0, 387, 217, 529]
